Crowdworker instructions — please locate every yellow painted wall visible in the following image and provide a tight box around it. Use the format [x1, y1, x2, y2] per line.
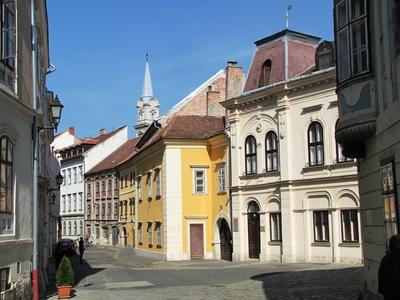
[135, 147, 164, 253]
[118, 163, 135, 247]
[181, 135, 229, 256]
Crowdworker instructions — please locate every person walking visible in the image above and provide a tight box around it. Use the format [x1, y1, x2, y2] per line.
[378, 234, 400, 300]
[78, 237, 85, 264]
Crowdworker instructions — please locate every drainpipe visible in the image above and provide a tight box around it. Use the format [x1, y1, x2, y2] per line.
[31, 0, 40, 299]
[225, 124, 233, 259]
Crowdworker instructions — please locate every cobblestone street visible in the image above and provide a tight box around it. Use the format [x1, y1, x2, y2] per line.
[47, 247, 364, 300]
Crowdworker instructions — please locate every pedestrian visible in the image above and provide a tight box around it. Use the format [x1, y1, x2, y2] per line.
[378, 234, 400, 300]
[78, 237, 85, 264]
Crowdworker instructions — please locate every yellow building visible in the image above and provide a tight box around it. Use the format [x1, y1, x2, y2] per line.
[113, 138, 139, 247]
[130, 116, 231, 260]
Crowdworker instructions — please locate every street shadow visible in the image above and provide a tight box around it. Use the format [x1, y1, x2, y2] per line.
[46, 254, 104, 299]
[251, 266, 364, 300]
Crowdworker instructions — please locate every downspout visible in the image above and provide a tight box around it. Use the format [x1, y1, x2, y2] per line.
[31, 0, 40, 299]
[226, 124, 233, 260]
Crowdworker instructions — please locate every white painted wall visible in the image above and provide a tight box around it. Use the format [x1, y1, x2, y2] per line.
[228, 70, 361, 264]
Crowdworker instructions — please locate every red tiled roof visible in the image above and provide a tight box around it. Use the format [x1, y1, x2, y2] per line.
[58, 126, 125, 153]
[135, 116, 225, 155]
[87, 137, 140, 175]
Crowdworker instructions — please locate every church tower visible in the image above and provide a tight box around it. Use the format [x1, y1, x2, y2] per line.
[135, 54, 160, 137]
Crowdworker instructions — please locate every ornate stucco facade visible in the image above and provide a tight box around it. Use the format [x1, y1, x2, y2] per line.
[222, 30, 361, 264]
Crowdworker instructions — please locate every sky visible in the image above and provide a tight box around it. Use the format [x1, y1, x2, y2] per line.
[46, 0, 334, 138]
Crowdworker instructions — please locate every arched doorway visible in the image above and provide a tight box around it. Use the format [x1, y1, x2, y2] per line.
[111, 227, 118, 246]
[122, 227, 127, 247]
[247, 201, 260, 259]
[218, 218, 232, 261]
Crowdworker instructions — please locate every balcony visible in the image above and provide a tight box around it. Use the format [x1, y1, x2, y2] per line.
[335, 74, 376, 158]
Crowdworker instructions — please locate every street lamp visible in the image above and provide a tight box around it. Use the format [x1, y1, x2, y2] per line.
[47, 173, 64, 195]
[50, 95, 63, 131]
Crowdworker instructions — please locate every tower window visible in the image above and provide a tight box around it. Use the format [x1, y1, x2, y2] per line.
[258, 59, 272, 88]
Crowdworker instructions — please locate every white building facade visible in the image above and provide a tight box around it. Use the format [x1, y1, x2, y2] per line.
[59, 127, 128, 241]
[222, 30, 361, 264]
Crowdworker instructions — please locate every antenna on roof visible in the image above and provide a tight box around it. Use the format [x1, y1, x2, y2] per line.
[285, 4, 292, 29]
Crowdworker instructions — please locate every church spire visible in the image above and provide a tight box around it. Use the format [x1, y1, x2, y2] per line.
[142, 52, 154, 99]
[135, 53, 160, 137]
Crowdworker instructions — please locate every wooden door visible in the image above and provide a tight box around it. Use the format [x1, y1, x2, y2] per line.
[190, 224, 204, 260]
[248, 212, 260, 259]
[219, 219, 232, 261]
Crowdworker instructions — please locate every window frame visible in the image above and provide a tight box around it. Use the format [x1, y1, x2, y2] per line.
[341, 209, 359, 243]
[193, 168, 207, 194]
[155, 169, 161, 197]
[217, 165, 226, 193]
[147, 222, 153, 246]
[245, 135, 257, 175]
[269, 212, 282, 242]
[137, 176, 142, 201]
[0, 0, 16, 91]
[265, 131, 279, 172]
[0, 136, 14, 233]
[308, 122, 324, 166]
[146, 172, 152, 200]
[258, 59, 272, 87]
[313, 210, 330, 242]
[335, 0, 370, 83]
[155, 222, 162, 247]
[0, 267, 10, 292]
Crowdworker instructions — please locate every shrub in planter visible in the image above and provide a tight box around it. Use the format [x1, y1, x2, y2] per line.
[55, 256, 74, 298]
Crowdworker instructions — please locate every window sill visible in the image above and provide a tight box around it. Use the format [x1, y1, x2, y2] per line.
[339, 242, 360, 248]
[193, 193, 208, 196]
[331, 161, 356, 169]
[239, 171, 280, 180]
[268, 241, 282, 246]
[217, 191, 227, 195]
[302, 165, 327, 173]
[311, 242, 331, 247]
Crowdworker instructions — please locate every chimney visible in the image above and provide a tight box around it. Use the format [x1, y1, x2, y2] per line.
[68, 127, 75, 135]
[206, 86, 221, 116]
[99, 128, 106, 135]
[226, 61, 245, 100]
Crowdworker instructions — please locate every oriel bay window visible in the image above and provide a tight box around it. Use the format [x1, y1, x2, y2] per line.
[341, 209, 359, 243]
[245, 135, 257, 175]
[308, 122, 324, 166]
[265, 131, 278, 171]
[335, 0, 369, 82]
[313, 210, 329, 242]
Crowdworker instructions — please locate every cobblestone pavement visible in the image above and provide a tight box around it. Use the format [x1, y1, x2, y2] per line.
[46, 246, 364, 300]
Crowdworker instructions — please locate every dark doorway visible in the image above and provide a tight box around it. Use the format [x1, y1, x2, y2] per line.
[190, 224, 204, 260]
[247, 201, 260, 259]
[123, 227, 127, 247]
[111, 227, 118, 246]
[218, 218, 232, 261]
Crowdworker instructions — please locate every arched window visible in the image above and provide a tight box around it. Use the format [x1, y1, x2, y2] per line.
[265, 131, 278, 171]
[245, 136, 257, 175]
[0, 136, 13, 217]
[247, 201, 260, 213]
[315, 41, 335, 71]
[258, 59, 272, 88]
[308, 122, 324, 166]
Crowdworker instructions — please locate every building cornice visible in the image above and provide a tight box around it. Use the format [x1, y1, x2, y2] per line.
[221, 68, 336, 109]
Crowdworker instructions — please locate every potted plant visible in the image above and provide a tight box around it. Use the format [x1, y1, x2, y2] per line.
[55, 255, 74, 299]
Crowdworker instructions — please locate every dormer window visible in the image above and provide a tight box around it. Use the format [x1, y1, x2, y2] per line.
[315, 41, 335, 71]
[258, 59, 272, 88]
